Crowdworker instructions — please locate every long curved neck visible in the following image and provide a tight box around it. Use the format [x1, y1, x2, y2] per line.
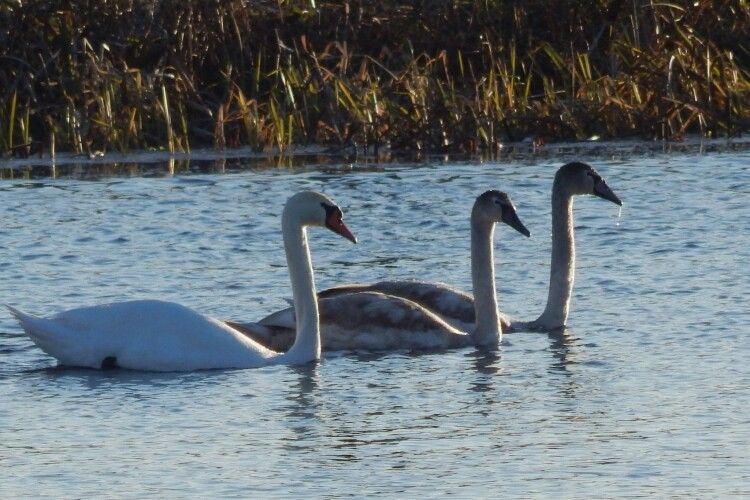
[470, 211, 501, 346]
[536, 181, 575, 329]
[277, 213, 320, 363]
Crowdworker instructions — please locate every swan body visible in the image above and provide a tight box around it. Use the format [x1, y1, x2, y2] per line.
[314, 162, 622, 332]
[313, 280, 501, 332]
[318, 282, 476, 330]
[8, 191, 357, 371]
[233, 190, 529, 351]
[229, 291, 471, 351]
[8, 300, 277, 371]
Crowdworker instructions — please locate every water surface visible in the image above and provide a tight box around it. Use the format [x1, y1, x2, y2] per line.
[1, 148, 749, 497]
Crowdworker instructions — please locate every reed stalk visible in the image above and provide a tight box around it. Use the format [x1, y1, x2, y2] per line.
[0, 1, 747, 157]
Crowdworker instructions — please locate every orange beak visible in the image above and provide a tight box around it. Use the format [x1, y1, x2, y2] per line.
[326, 215, 357, 244]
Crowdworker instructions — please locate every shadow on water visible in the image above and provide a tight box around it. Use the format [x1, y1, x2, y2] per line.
[18, 363, 232, 394]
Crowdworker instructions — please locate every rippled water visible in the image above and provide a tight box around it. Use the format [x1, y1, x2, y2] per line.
[1, 148, 749, 497]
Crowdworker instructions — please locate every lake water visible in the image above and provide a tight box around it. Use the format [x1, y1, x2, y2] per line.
[1, 144, 749, 497]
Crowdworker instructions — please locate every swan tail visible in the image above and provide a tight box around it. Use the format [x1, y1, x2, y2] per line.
[7, 305, 47, 337]
[7, 305, 59, 350]
[6, 305, 93, 367]
[5, 304, 23, 322]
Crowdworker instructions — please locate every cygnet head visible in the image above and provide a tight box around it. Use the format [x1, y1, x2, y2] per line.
[473, 190, 531, 237]
[284, 191, 357, 243]
[556, 162, 622, 206]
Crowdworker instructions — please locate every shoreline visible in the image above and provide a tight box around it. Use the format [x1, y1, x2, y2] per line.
[2, 136, 750, 172]
[3, 3, 748, 160]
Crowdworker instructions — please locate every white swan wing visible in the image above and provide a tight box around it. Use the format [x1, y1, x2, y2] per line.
[9, 300, 274, 371]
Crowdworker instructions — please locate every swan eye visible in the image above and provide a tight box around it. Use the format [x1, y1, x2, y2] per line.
[586, 171, 603, 183]
[321, 202, 343, 224]
[493, 198, 509, 209]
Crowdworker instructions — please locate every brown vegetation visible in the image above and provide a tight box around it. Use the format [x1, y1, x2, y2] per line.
[1, 1, 748, 156]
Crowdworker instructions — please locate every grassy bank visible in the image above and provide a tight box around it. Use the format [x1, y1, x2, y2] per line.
[1, 1, 748, 157]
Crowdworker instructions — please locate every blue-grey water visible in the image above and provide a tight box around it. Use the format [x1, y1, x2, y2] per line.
[1, 148, 749, 497]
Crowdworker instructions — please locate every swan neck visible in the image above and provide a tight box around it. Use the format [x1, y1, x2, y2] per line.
[470, 212, 501, 345]
[278, 211, 320, 362]
[538, 183, 575, 329]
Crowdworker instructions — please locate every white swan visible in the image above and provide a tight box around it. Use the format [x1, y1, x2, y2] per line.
[228, 190, 530, 351]
[304, 162, 621, 333]
[7, 191, 358, 371]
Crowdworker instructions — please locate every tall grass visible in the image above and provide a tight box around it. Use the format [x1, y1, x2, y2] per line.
[1, 1, 748, 157]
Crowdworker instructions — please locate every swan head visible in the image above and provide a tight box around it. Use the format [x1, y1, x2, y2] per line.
[284, 191, 357, 243]
[474, 190, 531, 237]
[557, 162, 622, 206]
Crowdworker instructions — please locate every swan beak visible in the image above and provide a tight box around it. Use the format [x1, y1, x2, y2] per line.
[502, 208, 531, 237]
[593, 180, 622, 206]
[327, 218, 358, 244]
